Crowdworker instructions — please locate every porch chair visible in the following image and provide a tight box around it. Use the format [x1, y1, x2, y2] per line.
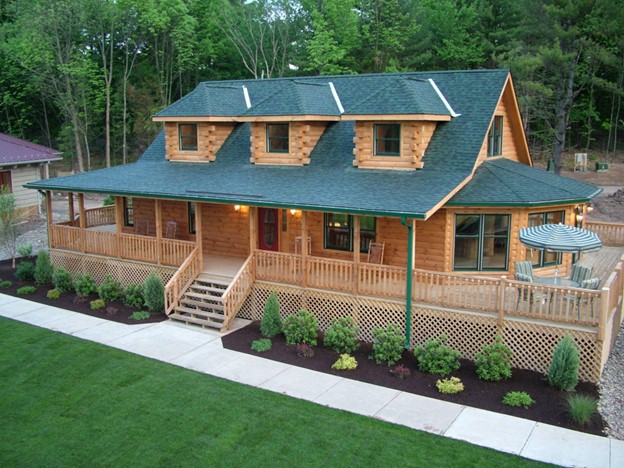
[514, 271, 543, 312]
[294, 235, 312, 255]
[563, 277, 601, 318]
[514, 261, 534, 281]
[569, 264, 593, 285]
[164, 221, 177, 239]
[367, 242, 385, 264]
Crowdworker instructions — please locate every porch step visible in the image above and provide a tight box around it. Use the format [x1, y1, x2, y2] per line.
[180, 298, 225, 311]
[169, 313, 225, 330]
[174, 305, 225, 322]
[189, 284, 227, 295]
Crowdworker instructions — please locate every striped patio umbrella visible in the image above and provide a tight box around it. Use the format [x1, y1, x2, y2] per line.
[519, 223, 602, 254]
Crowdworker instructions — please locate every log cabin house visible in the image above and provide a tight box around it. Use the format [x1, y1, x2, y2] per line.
[26, 70, 624, 382]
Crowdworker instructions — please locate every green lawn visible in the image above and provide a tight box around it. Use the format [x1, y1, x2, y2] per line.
[0, 318, 545, 467]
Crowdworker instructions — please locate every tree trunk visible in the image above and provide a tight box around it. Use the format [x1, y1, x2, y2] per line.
[552, 59, 578, 175]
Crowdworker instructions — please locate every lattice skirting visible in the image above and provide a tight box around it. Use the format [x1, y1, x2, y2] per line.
[239, 281, 601, 382]
[50, 249, 177, 286]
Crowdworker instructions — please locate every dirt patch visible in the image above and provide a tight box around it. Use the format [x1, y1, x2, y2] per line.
[222, 321, 606, 436]
[0, 258, 166, 325]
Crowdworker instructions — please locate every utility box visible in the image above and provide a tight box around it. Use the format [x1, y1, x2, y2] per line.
[574, 153, 588, 172]
[596, 162, 609, 172]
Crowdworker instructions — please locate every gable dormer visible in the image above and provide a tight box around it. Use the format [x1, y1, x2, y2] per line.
[345, 78, 456, 170]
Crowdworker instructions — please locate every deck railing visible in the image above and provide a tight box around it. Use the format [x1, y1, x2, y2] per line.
[586, 221, 624, 246]
[222, 254, 256, 329]
[50, 224, 194, 267]
[164, 246, 201, 315]
[84, 206, 115, 227]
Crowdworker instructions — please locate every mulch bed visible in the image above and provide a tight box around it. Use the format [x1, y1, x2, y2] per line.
[222, 321, 607, 436]
[0, 258, 166, 325]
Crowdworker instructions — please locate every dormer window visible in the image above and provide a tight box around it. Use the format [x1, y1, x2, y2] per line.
[179, 123, 198, 151]
[487, 116, 503, 157]
[267, 123, 289, 153]
[374, 124, 401, 156]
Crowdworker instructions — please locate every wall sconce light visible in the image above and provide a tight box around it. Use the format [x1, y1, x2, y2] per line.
[290, 209, 300, 216]
[574, 206, 584, 225]
[234, 205, 241, 212]
[586, 203, 594, 214]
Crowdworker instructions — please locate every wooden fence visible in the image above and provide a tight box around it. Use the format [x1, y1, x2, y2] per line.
[83, 206, 115, 227]
[164, 246, 201, 315]
[222, 255, 256, 329]
[586, 221, 624, 246]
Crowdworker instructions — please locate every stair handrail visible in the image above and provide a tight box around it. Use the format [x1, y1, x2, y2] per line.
[164, 246, 201, 315]
[221, 252, 256, 329]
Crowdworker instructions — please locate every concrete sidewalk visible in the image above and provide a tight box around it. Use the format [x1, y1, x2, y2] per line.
[0, 293, 621, 467]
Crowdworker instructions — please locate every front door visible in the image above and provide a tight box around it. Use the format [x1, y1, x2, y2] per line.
[258, 208, 279, 251]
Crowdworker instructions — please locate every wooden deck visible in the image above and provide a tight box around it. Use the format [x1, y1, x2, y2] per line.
[577, 246, 624, 286]
[202, 254, 246, 279]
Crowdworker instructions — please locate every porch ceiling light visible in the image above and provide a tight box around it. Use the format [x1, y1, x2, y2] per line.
[290, 209, 299, 216]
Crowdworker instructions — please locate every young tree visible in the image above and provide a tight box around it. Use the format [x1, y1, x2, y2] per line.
[0, 188, 20, 268]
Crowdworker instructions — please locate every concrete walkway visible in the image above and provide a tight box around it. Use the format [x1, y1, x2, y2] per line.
[0, 293, 621, 468]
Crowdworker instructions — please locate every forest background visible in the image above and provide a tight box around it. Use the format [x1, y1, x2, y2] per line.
[1, 0, 623, 175]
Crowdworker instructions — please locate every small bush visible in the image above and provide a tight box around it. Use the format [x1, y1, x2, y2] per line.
[102, 195, 115, 206]
[124, 284, 145, 308]
[143, 272, 164, 312]
[260, 292, 282, 338]
[73, 293, 87, 304]
[332, 354, 357, 371]
[74, 274, 98, 296]
[296, 343, 315, 358]
[16, 244, 33, 257]
[90, 299, 105, 310]
[0, 280, 12, 289]
[502, 391, 535, 409]
[106, 306, 119, 316]
[34, 250, 54, 286]
[129, 311, 150, 321]
[436, 377, 464, 394]
[283, 309, 319, 346]
[414, 334, 461, 375]
[251, 338, 272, 353]
[324, 317, 360, 354]
[53, 267, 74, 293]
[14, 261, 35, 282]
[567, 393, 598, 426]
[47, 289, 61, 300]
[98, 275, 124, 303]
[391, 364, 411, 380]
[370, 323, 404, 366]
[547, 335, 580, 391]
[17, 286, 36, 295]
[475, 336, 512, 382]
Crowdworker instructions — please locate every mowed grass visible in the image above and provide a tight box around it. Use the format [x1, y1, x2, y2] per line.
[0, 318, 545, 467]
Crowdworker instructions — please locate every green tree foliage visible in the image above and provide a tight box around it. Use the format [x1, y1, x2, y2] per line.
[547, 335, 580, 391]
[260, 292, 282, 338]
[0, 187, 20, 268]
[34, 250, 54, 286]
[143, 272, 165, 312]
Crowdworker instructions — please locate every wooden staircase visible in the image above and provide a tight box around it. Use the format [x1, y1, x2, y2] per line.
[169, 274, 231, 331]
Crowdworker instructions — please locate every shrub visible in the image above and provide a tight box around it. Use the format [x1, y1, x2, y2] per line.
[47, 289, 61, 300]
[475, 336, 513, 382]
[143, 272, 164, 312]
[567, 393, 598, 426]
[0, 280, 12, 289]
[106, 306, 119, 316]
[16, 244, 32, 257]
[129, 311, 150, 321]
[74, 274, 98, 296]
[332, 354, 357, 371]
[436, 377, 464, 394]
[53, 267, 74, 293]
[296, 343, 315, 358]
[414, 334, 461, 375]
[391, 364, 411, 380]
[102, 195, 115, 206]
[14, 261, 35, 282]
[547, 335, 580, 391]
[73, 293, 87, 304]
[98, 275, 124, 303]
[283, 309, 319, 346]
[502, 391, 535, 409]
[370, 323, 404, 365]
[34, 250, 54, 285]
[17, 286, 36, 295]
[251, 338, 272, 353]
[90, 299, 105, 310]
[324, 317, 360, 354]
[124, 284, 145, 308]
[260, 292, 282, 338]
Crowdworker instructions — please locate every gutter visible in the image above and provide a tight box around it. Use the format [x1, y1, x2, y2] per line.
[400, 216, 413, 349]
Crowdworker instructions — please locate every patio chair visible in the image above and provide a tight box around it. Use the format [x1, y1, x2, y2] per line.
[514, 272, 543, 312]
[514, 261, 534, 280]
[294, 235, 312, 255]
[367, 242, 385, 264]
[569, 264, 592, 285]
[563, 277, 601, 318]
[164, 221, 177, 239]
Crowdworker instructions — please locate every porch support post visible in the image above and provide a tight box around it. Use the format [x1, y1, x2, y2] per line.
[155, 199, 162, 265]
[45, 191, 54, 247]
[196, 202, 203, 270]
[114, 196, 123, 258]
[353, 215, 360, 294]
[249, 206, 258, 253]
[302, 210, 309, 289]
[78, 193, 86, 253]
[401, 217, 414, 349]
[68, 192, 75, 226]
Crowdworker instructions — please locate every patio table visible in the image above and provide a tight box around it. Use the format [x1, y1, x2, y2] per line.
[533, 277, 579, 288]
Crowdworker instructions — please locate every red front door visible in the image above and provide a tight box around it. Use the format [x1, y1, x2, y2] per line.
[258, 208, 279, 251]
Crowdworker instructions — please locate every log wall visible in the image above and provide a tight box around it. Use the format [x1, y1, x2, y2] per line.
[250, 122, 326, 165]
[200, 203, 250, 258]
[165, 122, 235, 162]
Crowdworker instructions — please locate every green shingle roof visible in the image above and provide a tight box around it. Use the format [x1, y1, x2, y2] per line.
[242, 81, 341, 116]
[447, 158, 602, 206]
[154, 84, 249, 117]
[26, 69, 597, 219]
